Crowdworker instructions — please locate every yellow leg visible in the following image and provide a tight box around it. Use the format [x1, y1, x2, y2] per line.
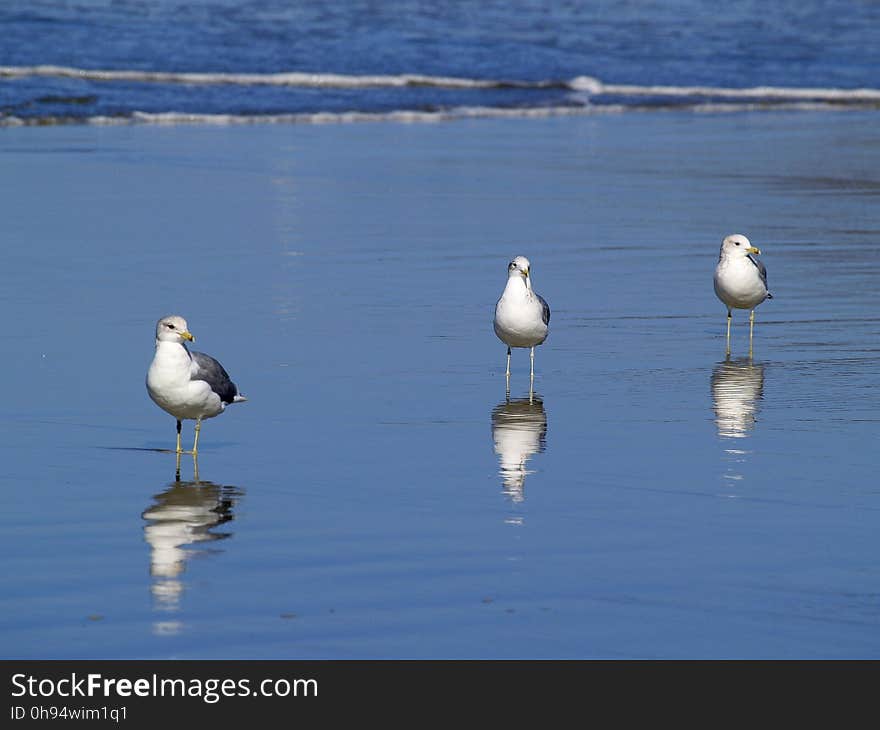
[192, 418, 202, 456]
[725, 310, 732, 356]
[749, 309, 755, 357]
[175, 420, 183, 454]
[175, 450, 182, 481]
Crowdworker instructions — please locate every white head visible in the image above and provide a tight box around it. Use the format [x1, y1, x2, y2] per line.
[720, 234, 761, 259]
[507, 255, 533, 288]
[155, 315, 195, 344]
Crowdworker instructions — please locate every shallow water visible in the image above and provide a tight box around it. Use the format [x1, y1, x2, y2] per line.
[1, 109, 879, 658]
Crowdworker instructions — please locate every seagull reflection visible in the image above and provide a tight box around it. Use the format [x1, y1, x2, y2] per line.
[711, 357, 765, 439]
[141, 474, 244, 632]
[491, 395, 547, 503]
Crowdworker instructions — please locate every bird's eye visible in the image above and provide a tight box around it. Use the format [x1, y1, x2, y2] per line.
[166, 323, 175, 329]
[734, 242, 740, 246]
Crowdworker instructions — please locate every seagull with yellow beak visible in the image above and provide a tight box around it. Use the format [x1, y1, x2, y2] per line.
[713, 234, 773, 356]
[146, 315, 246, 454]
[493, 256, 551, 391]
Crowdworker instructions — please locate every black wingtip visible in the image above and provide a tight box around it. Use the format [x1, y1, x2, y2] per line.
[767, 292, 774, 299]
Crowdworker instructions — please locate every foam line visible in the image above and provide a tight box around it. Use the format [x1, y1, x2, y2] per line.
[577, 77, 880, 101]
[0, 64, 554, 89]
[1, 101, 864, 128]
[2, 65, 880, 101]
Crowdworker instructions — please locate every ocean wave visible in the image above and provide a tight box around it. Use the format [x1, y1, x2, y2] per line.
[0, 64, 559, 90]
[0, 106, 620, 127]
[0, 101, 868, 128]
[4, 65, 880, 102]
[578, 77, 880, 101]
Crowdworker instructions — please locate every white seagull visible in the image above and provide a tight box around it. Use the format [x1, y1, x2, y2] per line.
[713, 234, 772, 355]
[493, 256, 550, 389]
[146, 315, 247, 454]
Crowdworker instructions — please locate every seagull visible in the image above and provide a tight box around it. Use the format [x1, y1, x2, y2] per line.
[493, 256, 550, 390]
[713, 234, 772, 355]
[146, 315, 246, 455]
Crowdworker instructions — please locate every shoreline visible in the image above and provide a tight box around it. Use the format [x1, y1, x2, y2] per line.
[3, 99, 879, 129]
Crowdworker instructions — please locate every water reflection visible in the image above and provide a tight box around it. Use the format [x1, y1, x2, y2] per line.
[491, 395, 547, 503]
[711, 357, 765, 487]
[711, 357, 765, 439]
[141, 466, 244, 635]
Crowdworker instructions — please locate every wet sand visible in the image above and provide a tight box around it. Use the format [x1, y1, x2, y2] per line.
[2, 110, 879, 658]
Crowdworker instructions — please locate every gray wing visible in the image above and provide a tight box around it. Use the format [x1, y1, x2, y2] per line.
[191, 350, 240, 404]
[537, 294, 551, 326]
[747, 253, 770, 294]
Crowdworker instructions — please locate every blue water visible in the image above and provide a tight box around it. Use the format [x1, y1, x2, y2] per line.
[2, 0, 880, 124]
[2, 2, 880, 661]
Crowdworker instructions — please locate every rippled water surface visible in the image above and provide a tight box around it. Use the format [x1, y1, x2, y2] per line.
[1, 109, 878, 658]
[3, 0, 880, 123]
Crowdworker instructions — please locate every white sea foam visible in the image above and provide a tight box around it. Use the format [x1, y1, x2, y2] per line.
[0, 64, 525, 89]
[1, 64, 874, 128]
[568, 76, 605, 94]
[0, 100, 867, 128]
[126, 105, 625, 125]
[594, 81, 880, 101]
[0, 106, 617, 127]
[3, 64, 880, 103]
[5, 100, 864, 128]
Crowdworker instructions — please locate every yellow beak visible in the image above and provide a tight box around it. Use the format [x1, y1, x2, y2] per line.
[180, 330, 195, 342]
[747, 246, 761, 255]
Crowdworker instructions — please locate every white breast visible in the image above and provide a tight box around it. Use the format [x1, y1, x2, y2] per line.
[494, 278, 548, 348]
[714, 257, 767, 310]
[146, 342, 224, 420]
